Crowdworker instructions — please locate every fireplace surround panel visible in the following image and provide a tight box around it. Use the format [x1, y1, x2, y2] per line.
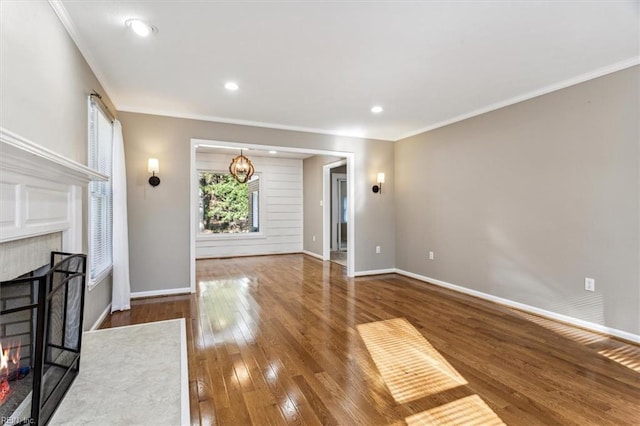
[0, 234, 62, 282]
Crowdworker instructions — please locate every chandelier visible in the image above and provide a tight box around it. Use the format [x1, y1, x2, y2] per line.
[229, 150, 255, 183]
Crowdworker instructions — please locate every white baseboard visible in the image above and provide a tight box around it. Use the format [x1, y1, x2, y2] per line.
[354, 268, 397, 277]
[302, 250, 324, 260]
[196, 250, 302, 260]
[89, 303, 112, 331]
[395, 269, 640, 344]
[131, 287, 192, 299]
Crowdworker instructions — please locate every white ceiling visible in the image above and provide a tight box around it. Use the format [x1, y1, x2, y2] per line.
[54, 1, 639, 141]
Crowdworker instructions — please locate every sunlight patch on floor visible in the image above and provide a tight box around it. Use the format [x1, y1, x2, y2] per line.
[405, 395, 505, 426]
[598, 346, 640, 373]
[357, 318, 467, 404]
[514, 311, 606, 345]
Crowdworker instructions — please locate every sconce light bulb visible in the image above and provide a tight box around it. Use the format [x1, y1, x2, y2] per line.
[148, 158, 160, 174]
[148, 158, 160, 187]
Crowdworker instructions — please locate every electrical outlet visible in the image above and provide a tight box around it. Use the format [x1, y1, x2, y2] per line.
[429, 251, 435, 260]
[375, 246, 381, 254]
[585, 277, 595, 292]
[312, 235, 316, 242]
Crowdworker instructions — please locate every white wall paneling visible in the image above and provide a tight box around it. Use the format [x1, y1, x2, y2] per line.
[0, 127, 107, 250]
[195, 151, 303, 258]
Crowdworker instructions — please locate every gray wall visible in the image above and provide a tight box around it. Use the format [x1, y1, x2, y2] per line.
[302, 155, 343, 256]
[1, 0, 114, 330]
[118, 112, 396, 292]
[395, 66, 639, 335]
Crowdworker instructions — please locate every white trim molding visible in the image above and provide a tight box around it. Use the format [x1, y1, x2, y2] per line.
[323, 159, 346, 261]
[302, 250, 324, 260]
[190, 138, 356, 288]
[0, 127, 108, 184]
[89, 303, 112, 331]
[48, 1, 118, 108]
[354, 268, 397, 277]
[395, 269, 640, 344]
[119, 105, 388, 141]
[396, 57, 640, 141]
[197, 251, 305, 261]
[131, 287, 192, 299]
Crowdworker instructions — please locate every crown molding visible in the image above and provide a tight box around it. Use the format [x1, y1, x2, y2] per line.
[48, 0, 119, 107]
[396, 57, 640, 141]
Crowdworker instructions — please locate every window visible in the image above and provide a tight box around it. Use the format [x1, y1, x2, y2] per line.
[199, 172, 260, 234]
[88, 100, 113, 283]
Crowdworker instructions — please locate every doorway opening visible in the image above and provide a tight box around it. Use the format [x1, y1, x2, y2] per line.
[190, 139, 355, 293]
[330, 163, 347, 266]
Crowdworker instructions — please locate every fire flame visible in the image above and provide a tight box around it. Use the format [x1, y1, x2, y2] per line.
[10, 341, 20, 366]
[1, 342, 9, 402]
[0, 341, 8, 371]
[0, 341, 23, 402]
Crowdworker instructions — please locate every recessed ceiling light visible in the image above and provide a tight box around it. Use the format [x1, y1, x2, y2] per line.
[269, 150, 277, 154]
[225, 82, 239, 91]
[371, 105, 384, 114]
[125, 19, 156, 37]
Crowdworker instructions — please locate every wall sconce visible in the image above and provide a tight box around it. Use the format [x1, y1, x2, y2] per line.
[372, 172, 385, 194]
[148, 158, 160, 187]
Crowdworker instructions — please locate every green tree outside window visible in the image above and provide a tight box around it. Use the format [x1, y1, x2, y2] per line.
[199, 172, 259, 233]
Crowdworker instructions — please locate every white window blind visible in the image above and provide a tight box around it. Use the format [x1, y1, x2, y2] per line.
[88, 100, 113, 282]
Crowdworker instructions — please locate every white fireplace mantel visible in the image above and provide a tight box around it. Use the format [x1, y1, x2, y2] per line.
[0, 127, 107, 250]
[0, 128, 108, 184]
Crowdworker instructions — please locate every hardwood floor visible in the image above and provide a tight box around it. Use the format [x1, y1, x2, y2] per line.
[102, 254, 640, 425]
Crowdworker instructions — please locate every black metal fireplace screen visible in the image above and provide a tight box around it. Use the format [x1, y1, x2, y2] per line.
[1, 252, 87, 425]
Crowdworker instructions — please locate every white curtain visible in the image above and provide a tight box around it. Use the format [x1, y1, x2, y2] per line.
[111, 119, 131, 312]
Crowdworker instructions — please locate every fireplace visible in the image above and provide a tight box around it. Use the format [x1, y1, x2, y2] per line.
[1, 129, 105, 424]
[0, 251, 87, 425]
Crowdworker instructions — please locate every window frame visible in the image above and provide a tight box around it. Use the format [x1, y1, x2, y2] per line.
[196, 170, 266, 241]
[87, 98, 113, 289]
